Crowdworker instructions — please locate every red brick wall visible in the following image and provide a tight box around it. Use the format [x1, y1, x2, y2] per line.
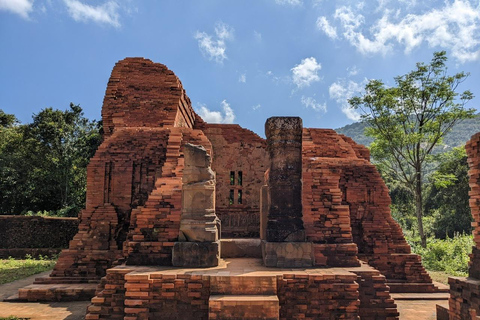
[101, 58, 196, 138]
[201, 124, 269, 237]
[302, 128, 431, 282]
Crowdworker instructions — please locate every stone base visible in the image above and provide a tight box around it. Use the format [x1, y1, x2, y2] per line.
[261, 241, 314, 268]
[172, 241, 220, 267]
[85, 258, 390, 320]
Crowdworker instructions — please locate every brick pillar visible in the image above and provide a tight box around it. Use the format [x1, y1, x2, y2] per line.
[265, 117, 305, 242]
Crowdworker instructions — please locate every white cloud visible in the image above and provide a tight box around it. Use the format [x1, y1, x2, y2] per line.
[238, 73, 246, 83]
[254, 30, 262, 42]
[275, 0, 302, 6]
[197, 100, 235, 124]
[252, 104, 261, 111]
[316, 16, 338, 39]
[329, 80, 365, 121]
[301, 96, 327, 112]
[347, 65, 359, 76]
[64, 0, 121, 28]
[331, 1, 480, 62]
[0, 0, 33, 19]
[291, 57, 322, 88]
[195, 22, 234, 64]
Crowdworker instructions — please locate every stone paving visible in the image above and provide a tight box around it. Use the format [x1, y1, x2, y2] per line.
[0, 271, 88, 320]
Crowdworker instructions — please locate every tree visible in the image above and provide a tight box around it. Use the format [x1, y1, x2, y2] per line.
[349, 51, 474, 247]
[0, 104, 101, 216]
[425, 147, 471, 239]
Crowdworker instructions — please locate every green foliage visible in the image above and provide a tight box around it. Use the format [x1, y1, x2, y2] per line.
[408, 234, 473, 276]
[425, 147, 472, 238]
[0, 104, 101, 216]
[349, 51, 475, 247]
[0, 256, 57, 285]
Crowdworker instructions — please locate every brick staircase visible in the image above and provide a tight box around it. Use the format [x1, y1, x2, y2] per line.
[208, 275, 279, 320]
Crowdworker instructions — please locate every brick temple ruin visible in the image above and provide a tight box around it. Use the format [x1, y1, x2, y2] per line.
[437, 132, 480, 320]
[18, 58, 442, 319]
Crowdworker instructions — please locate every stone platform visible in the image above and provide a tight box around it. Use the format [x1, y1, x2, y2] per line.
[84, 258, 399, 320]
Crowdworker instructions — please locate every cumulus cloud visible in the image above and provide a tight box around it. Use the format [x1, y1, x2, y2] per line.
[195, 22, 234, 64]
[275, 0, 302, 6]
[330, 0, 480, 62]
[64, 0, 121, 27]
[316, 16, 338, 39]
[238, 73, 246, 83]
[291, 57, 322, 88]
[0, 0, 33, 19]
[301, 96, 327, 112]
[197, 100, 235, 124]
[329, 80, 365, 121]
[252, 104, 261, 111]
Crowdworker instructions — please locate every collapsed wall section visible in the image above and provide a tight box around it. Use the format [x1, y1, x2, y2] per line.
[49, 128, 170, 280]
[302, 128, 432, 285]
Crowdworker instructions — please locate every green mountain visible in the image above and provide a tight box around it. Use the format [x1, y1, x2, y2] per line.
[335, 115, 480, 150]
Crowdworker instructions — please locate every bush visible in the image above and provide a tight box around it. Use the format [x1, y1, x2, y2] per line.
[408, 233, 473, 276]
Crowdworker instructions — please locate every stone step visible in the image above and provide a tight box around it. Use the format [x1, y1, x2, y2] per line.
[210, 275, 277, 295]
[18, 283, 98, 301]
[387, 282, 437, 293]
[390, 292, 449, 300]
[208, 295, 279, 320]
[220, 239, 262, 258]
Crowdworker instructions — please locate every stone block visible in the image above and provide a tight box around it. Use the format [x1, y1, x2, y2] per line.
[261, 241, 314, 267]
[172, 241, 220, 267]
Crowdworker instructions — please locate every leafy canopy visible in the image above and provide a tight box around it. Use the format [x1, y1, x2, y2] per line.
[349, 51, 474, 188]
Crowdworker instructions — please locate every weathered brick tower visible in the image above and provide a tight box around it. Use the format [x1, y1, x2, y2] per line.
[18, 58, 440, 319]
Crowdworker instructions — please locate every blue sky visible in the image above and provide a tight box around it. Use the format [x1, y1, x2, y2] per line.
[1, 0, 479, 136]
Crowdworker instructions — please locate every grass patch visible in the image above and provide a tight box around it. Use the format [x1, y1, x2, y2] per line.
[0, 317, 30, 320]
[427, 270, 451, 285]
[0, 256, 56, 285]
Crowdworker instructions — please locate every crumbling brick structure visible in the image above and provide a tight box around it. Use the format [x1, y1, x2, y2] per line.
[440, 132, 480, 319]
[22, 57, 434, 314]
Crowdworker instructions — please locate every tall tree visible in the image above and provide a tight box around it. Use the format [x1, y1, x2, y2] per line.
[349, 51, 474, 247]
[0, 104, 101, 215]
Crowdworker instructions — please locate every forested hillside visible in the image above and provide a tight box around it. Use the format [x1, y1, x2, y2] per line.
[335, 114, 480, 150]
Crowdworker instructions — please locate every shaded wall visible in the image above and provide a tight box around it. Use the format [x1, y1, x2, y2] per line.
[0, 215, 78, 258]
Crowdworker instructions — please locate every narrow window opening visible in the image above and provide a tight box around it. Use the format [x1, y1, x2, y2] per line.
[238, 189, 243, 204]
[230, 171, 235, 185]
[229, 189, 234, 205]
[238, 171, 243, 186]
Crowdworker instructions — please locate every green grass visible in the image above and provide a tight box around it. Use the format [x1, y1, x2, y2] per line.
[0, 317, 30, 320]
[0, 256, 56, 285]
[427, 270, 451, 285]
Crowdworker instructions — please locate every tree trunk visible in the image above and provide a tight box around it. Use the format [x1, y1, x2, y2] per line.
[415, 168, 426, 248]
